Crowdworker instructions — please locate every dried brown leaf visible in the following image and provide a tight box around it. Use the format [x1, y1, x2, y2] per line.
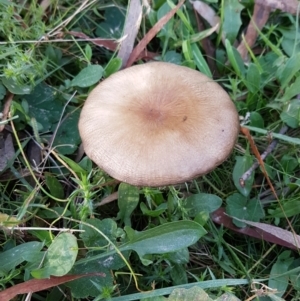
[236, 3, 270, 61]
[126, 0, 185, 67]
[67, 31, 119, 51]
[66, 31, 158, 63]
[190, 0, 225, 45]
[232, 217, 300, 249]
[0, 273, 105, 301]
[190, 1, 220, 31]
[211, 207, 299, 250]
[256, 0, 300, 14]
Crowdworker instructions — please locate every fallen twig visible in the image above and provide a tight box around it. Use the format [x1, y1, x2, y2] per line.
[240, 125, 288, 183]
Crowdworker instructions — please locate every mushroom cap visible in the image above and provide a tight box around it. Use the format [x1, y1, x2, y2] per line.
[78, 62, 239, 187]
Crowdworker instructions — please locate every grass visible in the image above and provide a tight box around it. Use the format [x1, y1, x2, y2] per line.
[0, 0, 300, 300]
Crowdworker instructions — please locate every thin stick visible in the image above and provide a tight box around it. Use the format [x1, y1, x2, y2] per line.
[4, 227, 84, 232]
[240, 125, 288, 183]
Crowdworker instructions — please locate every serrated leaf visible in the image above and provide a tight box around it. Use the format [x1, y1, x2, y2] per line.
[71, 65, 104, 88]
[116, 183, 139, 227]
[232, 155, 254, 197]
[31, 233, 78, 278]
[226, 193, 264, 228]
[24, 83, 63, 131]
[222, 0, 244, 43]
[0, 242, 44, 274]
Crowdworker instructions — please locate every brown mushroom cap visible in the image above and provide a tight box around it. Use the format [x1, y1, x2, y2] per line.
[78, 62, 239, 186]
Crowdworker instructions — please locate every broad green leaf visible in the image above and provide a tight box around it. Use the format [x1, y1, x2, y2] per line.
[279, 76, 300, 103]
[122, 221, 206, 258]
[71, 65, 104, 88]
[225, 39, 245, 78]
[249, 112, 264, 128]
[1, 77, 31, 94]
[280, 26, 300, 57]
[51, 108, 81, 154]
[268, 251, 293, 297]
[162, 50, 183, 65]
[0, 242, 43, 274]
[246, 64, 261, 93]
[169, 287, 212, 300]
[222, 0, 244, 43]
[29, 230, 53, 247]
[277, 52, 300, 88]
[45, 172, 64, 198]
[80, 218, 120, 248]
[167, 247, 189, 265]
[232, 155, 254, 197]
[85, 44, 92, 61]
[185, 193, 222, 217]
[66, 257, 115, 298]
[69, 219, 127, 298]
[191, 43, 212, 77]
[24, 83, 63, 131]
[45, 45, 63, 64]
[105, 57, 122, 77]
[96, 6, 125, 39]
[226, 193, 264, 228]
[31, 233, 78, 278]
[269, 200, 300, 218]
[117, 183, 139, 227]
[58, 154, 86, 174]
[280, 154, 298, 173]
[0, 83, 6, 100]
[170, 264, 188, 285]
[157, 2, 177, 40]
[215, 293, 240, 301]
[280, 99, 300, 128]
[78, 156, 93, 172]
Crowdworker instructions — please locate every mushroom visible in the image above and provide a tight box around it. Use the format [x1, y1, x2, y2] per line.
[78, 62, 239, 187]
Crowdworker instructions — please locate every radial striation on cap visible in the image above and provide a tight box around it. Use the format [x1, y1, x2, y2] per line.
[78, 62, 240, 186]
